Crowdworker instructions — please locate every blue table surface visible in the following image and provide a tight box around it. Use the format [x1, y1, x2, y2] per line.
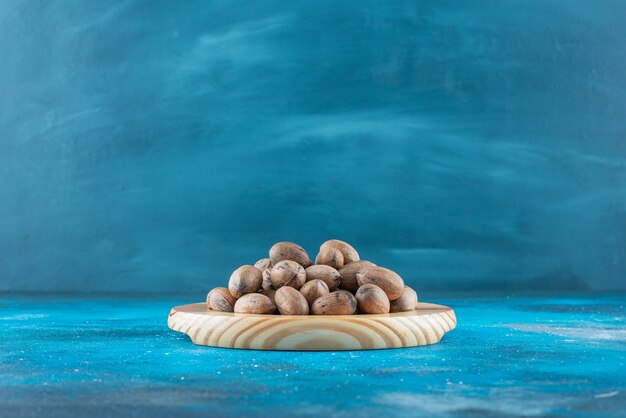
[1, 293, 624, 417]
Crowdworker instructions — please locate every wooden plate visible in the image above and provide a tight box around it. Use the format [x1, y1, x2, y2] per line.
[168, 302, 456, 351]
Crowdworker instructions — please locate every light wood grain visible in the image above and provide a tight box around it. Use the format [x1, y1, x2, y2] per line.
[168, 302, 456, 351]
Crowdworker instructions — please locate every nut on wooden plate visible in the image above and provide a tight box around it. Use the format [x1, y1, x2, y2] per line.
[261, 268, 273, 290]
[320, 239, 360, 264]
[355, 283, 390, 314]
[228, 265, 263, 298]
[270, 260, 306, 290]
[356, 265, 404, 301]
[338, 260, 376, 293]
[234, 293, 276, 314]
[315, 245, 344, 269]
[255, 257, 274, 290]
[207, 287, 237, 312]
[390, 285, 418, 312]
[299, 279, 329, 305]
[311, 290, 358, 315]
[275, 286, 309, 315]
[305, 265, 342, 291]
[253, 258, 272, 272]
[269, 242, 312, 268]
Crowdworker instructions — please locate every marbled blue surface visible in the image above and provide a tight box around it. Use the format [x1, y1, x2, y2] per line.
[1, 293, 624, 417]
[2, 1, 626, 293]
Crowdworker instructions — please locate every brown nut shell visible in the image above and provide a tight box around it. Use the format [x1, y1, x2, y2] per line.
[315, 246, 344, 270]
[355, 284, 390, 314]
[338, 260, 376, 292]
[356, 266, 404, 301]
[234, 293, 276, 314]
[320, 239, 360, 264]
[270, 260, 306, 290]
[269, 242, 311, 267]
[390, 286, 418, 312]
[305, 265, 342, 291]
[207, 287, 237, 312]
[299, 279, 330, 306]
[261, 268, 273, 290]
[228, 265, 263, 298]
[275, 286, 309, 315]
[311, 290, 357, 315]
[254, 258, 272, 271]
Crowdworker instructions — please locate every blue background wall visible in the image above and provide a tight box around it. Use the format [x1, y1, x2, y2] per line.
[1, 1, 625, 293]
